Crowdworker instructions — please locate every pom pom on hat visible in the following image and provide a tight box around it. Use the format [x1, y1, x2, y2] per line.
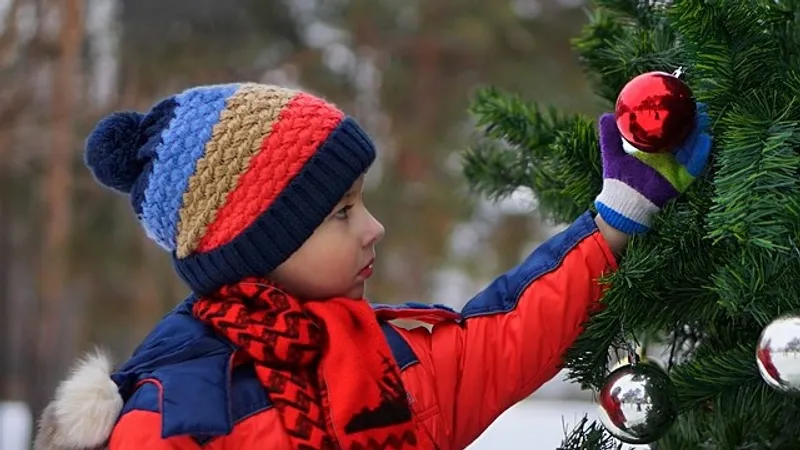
[85, 111, 146, 193]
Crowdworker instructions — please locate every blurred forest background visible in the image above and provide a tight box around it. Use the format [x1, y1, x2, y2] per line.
[0, 0, 603, 424]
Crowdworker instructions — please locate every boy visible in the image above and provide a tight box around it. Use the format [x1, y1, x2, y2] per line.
[33, 83, 710, 450]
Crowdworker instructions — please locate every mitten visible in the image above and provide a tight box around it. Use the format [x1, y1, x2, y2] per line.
[594, 103, 712, 234]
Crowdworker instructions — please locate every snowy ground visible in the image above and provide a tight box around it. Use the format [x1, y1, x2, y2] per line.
[465, 369, 650, 449]
[1, 401, 33, 450]
[467, 398, 649, 449]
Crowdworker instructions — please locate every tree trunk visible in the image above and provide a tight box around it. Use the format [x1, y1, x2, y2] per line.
[35, 0, 83, 412]
[0, 132, 12, 399]
[400, 4, 443, 301]
[132, 239, 162, 348]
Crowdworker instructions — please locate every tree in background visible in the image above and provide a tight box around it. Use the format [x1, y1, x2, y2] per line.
[465, 0, 800, 448]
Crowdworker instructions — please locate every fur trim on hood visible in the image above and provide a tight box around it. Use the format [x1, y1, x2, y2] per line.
[33, 350, 123, 450]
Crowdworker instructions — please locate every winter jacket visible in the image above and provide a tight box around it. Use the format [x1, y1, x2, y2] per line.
[34, 211, 617, 450]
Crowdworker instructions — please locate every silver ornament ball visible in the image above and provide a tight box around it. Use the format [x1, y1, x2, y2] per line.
[756, 314, 800, 394]
[597, 361, 678, 445]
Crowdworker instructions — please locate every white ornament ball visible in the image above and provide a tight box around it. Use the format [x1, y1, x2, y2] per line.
[756, 314, 800, 394]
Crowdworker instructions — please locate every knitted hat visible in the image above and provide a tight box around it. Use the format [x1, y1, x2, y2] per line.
[84, 83, 376, 295]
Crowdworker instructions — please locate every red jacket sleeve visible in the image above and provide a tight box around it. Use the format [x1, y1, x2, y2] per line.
[428, 211, 617, 449]
[109, 410, 201, 450]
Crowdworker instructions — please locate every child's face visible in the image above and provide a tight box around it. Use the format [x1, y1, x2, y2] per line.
[268, 175, 385, 300]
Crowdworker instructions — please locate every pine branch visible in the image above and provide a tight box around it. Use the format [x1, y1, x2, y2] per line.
[562, 305, 622, 389]
[698, 383, 800, 448]
[670, 344, 760, 409]
[706, 103, 800, 252]
[669, 0, 787, 108]
[558, 416, 623, 450]
[657, 410, 711, 449]
[571, 7, 626, 104]
[710, 244, 800, 322]
[538, 119, 604, 222]
[595, 0, 664, 28]
[464, 87, 601, 223]
[468, 86, 570, 156]
[461, 137, 532, 201]
[572, 6, 683, 105]
[771, 0, 800, 66]
[661, 338, 800, 448]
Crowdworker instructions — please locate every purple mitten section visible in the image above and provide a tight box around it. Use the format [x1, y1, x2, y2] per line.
[598, 114, 679, 208]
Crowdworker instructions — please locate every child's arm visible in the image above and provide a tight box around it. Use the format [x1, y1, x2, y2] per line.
[109, 411, 201, 450]
[424, 211, 617, 449]
[403, 108, 712, 449]
[595, 214, 630, 258]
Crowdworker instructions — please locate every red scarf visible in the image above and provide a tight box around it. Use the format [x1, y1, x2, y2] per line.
[192, 278, 434, 449]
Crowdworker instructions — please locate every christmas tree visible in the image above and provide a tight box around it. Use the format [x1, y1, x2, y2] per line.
[463, 0, 800, 448]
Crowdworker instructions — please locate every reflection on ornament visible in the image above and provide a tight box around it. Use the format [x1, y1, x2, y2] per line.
[597, 361, 678, 445]
[622, 139, 641, 156]
[614, 70, 696, 153]
[756, 314, 800, 394]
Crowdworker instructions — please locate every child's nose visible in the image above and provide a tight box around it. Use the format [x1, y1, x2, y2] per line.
[363, 211, 385, 247]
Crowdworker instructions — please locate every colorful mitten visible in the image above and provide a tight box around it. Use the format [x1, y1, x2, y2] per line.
[594, 103, 712, 234]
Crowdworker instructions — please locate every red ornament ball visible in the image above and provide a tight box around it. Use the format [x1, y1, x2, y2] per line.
[614, 71, 696, 153]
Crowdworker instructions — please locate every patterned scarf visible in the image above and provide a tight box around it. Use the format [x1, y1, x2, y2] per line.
[192, 278, 433, 449]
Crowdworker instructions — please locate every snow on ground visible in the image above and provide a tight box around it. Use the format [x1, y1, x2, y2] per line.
[467, 398, 649, 450]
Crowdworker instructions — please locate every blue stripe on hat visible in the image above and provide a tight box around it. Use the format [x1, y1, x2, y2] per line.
[140, 84, 240, 251]
[130, 97, 179, 219]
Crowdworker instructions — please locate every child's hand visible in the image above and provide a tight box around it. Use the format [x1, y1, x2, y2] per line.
[594, 103, 712, 235]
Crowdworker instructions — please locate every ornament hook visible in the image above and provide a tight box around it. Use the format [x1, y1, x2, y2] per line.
[672, 66, 685, 78]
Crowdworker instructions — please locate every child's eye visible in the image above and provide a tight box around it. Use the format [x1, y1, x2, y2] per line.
[333, 205, 353, 220]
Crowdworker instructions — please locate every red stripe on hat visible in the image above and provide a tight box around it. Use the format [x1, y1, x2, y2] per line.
[197, 93, 344, 252]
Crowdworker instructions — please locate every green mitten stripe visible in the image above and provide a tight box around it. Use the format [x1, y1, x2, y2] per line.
[633, 151, 695, 192]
